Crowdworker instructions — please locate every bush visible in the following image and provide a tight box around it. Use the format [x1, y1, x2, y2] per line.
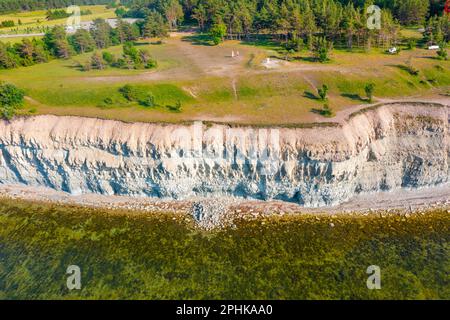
[104, 97, 113, 105]
[119, 84, 144, 101]
[102, 51, 116, 65]
[313, 37, 333, 63]
[317, 84, 329, 101]
[406, 40, 416, 50]
[364, 83, 375, 102]
[90, 52, 106, 70]
[0, 82, 25, 119]
[405, 58, 419, 76]
[209, 23, 226, 45]
[145, 59, 158, 69]
[285, 38, 304, 52]
[437, 42, 448, 61]
[320, 103, 333, 117]
[119, 85, 156, 107]
[0, 20, 15, 28]
[139, 94, 156, 107]
[167, 100, 182, 112]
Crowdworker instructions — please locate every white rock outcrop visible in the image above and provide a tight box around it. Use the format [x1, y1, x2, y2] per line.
[0, 103, 448, 207]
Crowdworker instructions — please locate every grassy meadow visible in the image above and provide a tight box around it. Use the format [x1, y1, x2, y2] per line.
[0, 36, 448, 125]
[0, 198, 448, 299]
[0, 7, 449, 125]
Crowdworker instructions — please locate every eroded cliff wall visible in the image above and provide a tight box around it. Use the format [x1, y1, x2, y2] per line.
[0, 103, 448, 207]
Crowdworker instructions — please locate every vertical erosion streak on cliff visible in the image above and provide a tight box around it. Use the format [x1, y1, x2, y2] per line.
[0, 103, 448, 207]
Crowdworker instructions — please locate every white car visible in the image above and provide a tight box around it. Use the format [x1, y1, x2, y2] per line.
[388, 47, 397, 54]
[428, 45, 440, 50]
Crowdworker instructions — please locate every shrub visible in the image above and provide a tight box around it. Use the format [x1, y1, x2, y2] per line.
[406, 40, 416, 50]
[139, 94, 156, 107]
[119, 85, 155, 107]
[405, 58, 419, 76]
[103, 97, 113, 105]
[285, 38, 304, 52]
[313, 37, 333, 63]
[0, 82, 25, 119]
[102, 51, 116, 65]
[145, 59, 157, 69]
[364, 83, 375, 102]
[90, 52, 106, 70]
[209, 23, 226, 45]
[437, 42, 448, 61]
[317, 84, 329, 101]
[167, 100, 182, 112]
[319, 103, 333, 117]
[119, 84, 142, 101]
[0, 20, 15, 28]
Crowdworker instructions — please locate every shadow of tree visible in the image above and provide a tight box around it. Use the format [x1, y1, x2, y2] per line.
[303, 90, 319, 100]
[341, 93, 367, 102]
[181, 34, 213, 46]
[239, 36, 282, 51]
[311, 108, 333, 117]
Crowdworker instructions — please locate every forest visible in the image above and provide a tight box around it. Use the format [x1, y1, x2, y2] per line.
[119, 0, 449, 48]
[0, 18, 158, 69]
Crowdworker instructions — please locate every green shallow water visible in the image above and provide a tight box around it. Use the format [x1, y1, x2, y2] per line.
[0, 198, 448, 300]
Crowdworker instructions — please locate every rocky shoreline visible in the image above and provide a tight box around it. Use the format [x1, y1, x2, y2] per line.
[1, 183, 449, 229]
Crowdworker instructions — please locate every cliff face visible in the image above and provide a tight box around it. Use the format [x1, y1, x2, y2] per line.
[0, 103, 448, 207]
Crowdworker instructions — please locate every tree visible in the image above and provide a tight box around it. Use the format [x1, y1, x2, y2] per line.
[395, 0, 430, 26]
[44, 25, 71, 58]
[365, 83, 375, 102]
[138, 49, 157, 68]
[0, 82, 25, 119]
[0, 42, 17, 69]
[54, 39, 71, 59]
[192, 3, 207, 31]
[164, 0, 183, 30]
[70, 29, 95, 53]
[437, 42, 448, 60]
[123, 41, 139, 62]
[318, 84, 329, 101]
[114, 19, 139, 44]
[16, 39, 34, 65]
[209, 23, 226, 45]
[313, 37, 333, 63]
[142, 11, 168, 38]
[91, 19, 113, 49]
[31, 39, 49, 63]
[90, 52, 106, 70]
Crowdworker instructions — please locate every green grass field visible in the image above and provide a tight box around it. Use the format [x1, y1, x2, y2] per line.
[0, 198, 448, 299]
[0, 5, 116, 35]
[0, 24, 449, 125]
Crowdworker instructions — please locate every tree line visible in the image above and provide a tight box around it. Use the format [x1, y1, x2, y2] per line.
[116, 0, 449, 50]
[0, 17, 164, 69]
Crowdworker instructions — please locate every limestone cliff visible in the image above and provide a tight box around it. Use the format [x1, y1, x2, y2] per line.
[0, 103, 448, 207]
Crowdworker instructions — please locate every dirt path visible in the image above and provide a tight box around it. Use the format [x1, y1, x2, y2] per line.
[325, 95, 450, 124]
